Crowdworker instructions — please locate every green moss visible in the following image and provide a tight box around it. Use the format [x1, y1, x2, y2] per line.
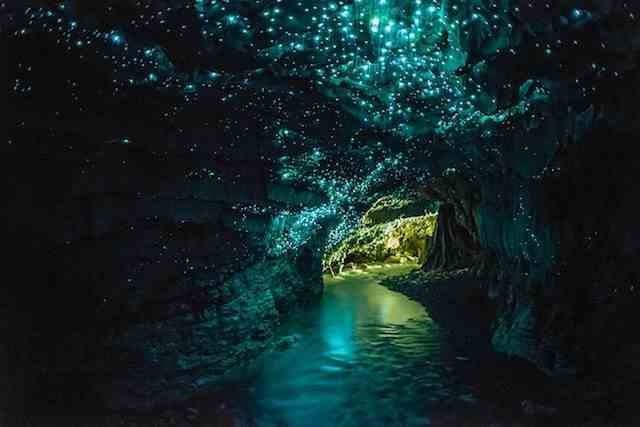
[324, 212, 436, 274]
[361, 194, 435, 227]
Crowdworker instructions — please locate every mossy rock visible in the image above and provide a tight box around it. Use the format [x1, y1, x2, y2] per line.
[361, 194, 434, 227]
[324, 213, 437, 273]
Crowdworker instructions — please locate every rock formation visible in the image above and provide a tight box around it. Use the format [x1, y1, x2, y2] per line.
[324, 194, 437, 273]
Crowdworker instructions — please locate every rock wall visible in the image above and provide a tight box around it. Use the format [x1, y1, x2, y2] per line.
[2, 124, 328, 415]
[421, 119, 640, 375]
[324, 194, 437, 273]
[414, 0, 640, 375]
[414, 132, 640, 378]
[104, 256, 322, 410]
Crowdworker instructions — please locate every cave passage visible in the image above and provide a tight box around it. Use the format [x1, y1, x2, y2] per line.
[5, 0, 640, 424]
[191, 264, 489, 426]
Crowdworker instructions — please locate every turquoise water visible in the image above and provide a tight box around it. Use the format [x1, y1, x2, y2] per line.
[201, 264, 483, 426]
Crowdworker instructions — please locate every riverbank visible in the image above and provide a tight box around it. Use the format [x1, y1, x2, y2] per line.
[381, 268, 640, 426]
[13, 264, 638, 426]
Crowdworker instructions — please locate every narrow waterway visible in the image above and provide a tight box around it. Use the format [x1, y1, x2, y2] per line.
[198, 264, 493, 426]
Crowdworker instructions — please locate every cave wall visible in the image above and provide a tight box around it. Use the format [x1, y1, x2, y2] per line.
[423, 110, 640, 376]
[2, 121, 328, 414]
[473, 126, 640, 375]
[104, 256, 323, 410]
[4, 1, 355, 414]
[416, 0, 640, 375]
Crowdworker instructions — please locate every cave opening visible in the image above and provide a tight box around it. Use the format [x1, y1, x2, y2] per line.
[322, 192, 438, 277]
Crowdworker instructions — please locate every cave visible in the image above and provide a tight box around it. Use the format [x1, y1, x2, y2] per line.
[3, 1, 640, 426]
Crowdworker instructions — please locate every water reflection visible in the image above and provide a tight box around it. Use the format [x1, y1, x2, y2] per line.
[236, 265, 476, 426]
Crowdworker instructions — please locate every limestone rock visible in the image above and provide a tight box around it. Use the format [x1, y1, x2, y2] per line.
[324, 210, 437, 273]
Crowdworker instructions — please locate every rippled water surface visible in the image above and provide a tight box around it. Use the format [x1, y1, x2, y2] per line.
[207, 264, 481, 426]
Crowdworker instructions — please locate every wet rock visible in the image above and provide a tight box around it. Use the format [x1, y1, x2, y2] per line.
[324, 195, 437, 273]
[99, 252, 324, 410]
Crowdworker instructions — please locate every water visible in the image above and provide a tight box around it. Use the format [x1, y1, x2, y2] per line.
[201, 264, 489, 426]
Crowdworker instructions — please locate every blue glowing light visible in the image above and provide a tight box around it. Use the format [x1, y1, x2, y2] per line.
[110, 33, 124, 45]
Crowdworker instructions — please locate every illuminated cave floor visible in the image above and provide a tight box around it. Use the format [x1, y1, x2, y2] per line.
[189, 264, 541, 427]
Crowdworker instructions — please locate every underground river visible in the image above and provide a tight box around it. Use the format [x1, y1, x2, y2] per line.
[188, 263, 534, 426]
